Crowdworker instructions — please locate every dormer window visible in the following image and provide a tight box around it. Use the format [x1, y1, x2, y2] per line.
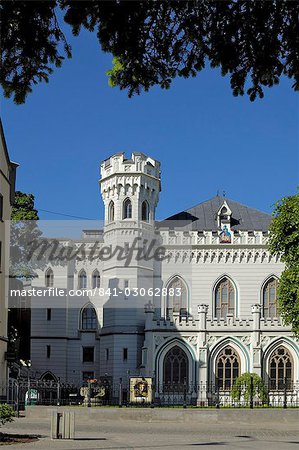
[217, 201, 232, 230]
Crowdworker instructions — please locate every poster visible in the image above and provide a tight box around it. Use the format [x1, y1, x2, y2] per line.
[130, 377, 152, 403]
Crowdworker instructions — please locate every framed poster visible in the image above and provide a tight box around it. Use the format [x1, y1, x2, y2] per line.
[130, 377, 152, 403]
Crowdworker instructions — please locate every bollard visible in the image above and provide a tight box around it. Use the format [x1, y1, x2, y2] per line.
[51, 411, 75, 439]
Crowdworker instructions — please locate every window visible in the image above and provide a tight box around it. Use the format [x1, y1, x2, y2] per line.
[263, 277, 278, 319]
[163, 346, 188, 385]
[105, 348, 109, 361]
[216, 346, 240, 389]
[124, 279, 129, 299]
[141, 200, 149, 221]
[47, 308, 51, 321]
[108, 200, 114, 222]
[83, 346, 94, 363]
[123, 198, 132, 219]
[81, 304, 97, 330]
[82, 371, 94, 382]
[269, 346, 293, 390]
[123, 348, 128, 361]
[0, 194, 3, 220]
[215, 277, 235, 319]
[46, 345, 51, 359]
[92, 270, 100, 289]
[166, 276, 187, 317]
[78, 269, 87, 289]
[45, 268, 54, 288]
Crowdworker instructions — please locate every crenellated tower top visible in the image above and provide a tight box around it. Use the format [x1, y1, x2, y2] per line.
[100, 152, 161, 224]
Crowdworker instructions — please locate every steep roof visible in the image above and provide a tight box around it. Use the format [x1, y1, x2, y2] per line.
[161, 196, 272, 232]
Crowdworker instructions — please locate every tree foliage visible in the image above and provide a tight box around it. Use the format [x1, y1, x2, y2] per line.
[1, 1, 299, 104]
[10, 191, 41, 279]
[0, 404, 14, 426]
[231, 373, 267, 404]
[269, 192, 299, 337]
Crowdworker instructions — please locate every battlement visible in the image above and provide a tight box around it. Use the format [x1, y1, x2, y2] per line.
[100, 152, 160, 181]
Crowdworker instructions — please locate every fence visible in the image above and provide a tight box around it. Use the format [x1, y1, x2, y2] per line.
[1, 379, 299, 410]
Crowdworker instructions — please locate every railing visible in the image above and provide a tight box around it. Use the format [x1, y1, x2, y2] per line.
[1, 379, 299, 410]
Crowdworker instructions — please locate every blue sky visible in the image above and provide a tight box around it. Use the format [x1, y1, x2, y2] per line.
[1, 25, 298, 221]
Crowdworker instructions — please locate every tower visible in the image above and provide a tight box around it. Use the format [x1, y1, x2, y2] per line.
[99, 152, 161, 381]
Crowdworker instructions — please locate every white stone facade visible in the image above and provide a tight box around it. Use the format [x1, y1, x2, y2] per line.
[30, 152, 299, 399]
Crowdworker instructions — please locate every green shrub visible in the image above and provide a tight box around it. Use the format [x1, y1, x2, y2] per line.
[0, 404, 15, 426]
[231, 373, 267, 404]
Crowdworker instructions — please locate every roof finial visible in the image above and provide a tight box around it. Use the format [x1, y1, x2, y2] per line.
[217, 189, 220, 196]
[222, 190, 226, 197]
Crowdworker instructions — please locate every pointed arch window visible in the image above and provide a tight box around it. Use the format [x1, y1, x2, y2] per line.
[81, 304, 97, 330]
[269, 346, 293, 390]
[45, 268, 54, 288]
[123, 198, 132, 219]
[108, 201, 115, 222]
[263, 277, 278, 319]
[216, 346, 240, 389]
[163, 346, 188, 386]
[92, 270, 100, 289]
[141, 200, 149, 222]
[78, 270, 87, 289]
[215, 277, 235, 319]
[166, 276, 188, 318]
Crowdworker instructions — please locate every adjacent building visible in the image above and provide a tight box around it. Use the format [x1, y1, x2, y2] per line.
[0, 120, 18, 397]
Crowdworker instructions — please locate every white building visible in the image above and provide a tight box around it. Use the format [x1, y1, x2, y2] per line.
[0, 120, 18, 397]
[30, 152, 298, 404]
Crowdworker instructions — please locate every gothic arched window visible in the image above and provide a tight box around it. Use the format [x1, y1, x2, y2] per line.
[263, 277, 278, 319]
[163, 346, 188, 385]
[108, 201, 114, 222]
[45, 268, 54, 288]
[269, 346, 293, 390]
[215, 277, 235, 319]
[92, 270, 100, 289]
[166, 276, 188, 317]
[78, 270, 87, 289]
[216, 346, 240, 389]
[81, 304, 97, 330]
[141, 200, 149, 221]
[123, 198, 132, 219]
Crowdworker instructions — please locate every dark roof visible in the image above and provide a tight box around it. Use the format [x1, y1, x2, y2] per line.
[160, 196, 271, 232]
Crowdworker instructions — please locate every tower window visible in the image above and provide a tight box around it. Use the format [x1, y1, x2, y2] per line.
[81, 304, 97, 330]
[78, 269, 87, 289]
[108, 200, 114, 222]
[92, 270, 100, 289]
[46, 345, 51, 358]
[123, 198, 132, 219]
[47, 308, 52, 321]
[123, 348, 128, 361]
[45, 268, 54, 288]
[83, 346, 94, 363]
[141, 200, 149, 221]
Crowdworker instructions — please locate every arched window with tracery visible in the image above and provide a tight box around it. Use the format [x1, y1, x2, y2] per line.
[92, 270, 100, 289]
[263, 277, 278, 319]
[163, 346, 188, 386]
[45, 268, 54, 288]
[141, 200, 149, 221]
[78, 269, 87, 289]
[108, 201, 114, 222]
[269, 346, 293, 390]
[215, 277, 235, 319]
[166, 276, 188, 318]
[123, 198, 132, 219]
[216, 346, 240, 389]
[81, 304, 97, 330]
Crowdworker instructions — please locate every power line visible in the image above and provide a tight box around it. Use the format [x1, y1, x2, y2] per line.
[38, 208, 97, 220]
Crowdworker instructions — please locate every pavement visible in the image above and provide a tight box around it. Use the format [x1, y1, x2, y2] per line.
[1, 408, 299, 450]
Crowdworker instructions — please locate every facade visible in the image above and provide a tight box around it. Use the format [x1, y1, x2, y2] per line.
[0, 120, 18, 396]
[30, 152, 298, 404]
